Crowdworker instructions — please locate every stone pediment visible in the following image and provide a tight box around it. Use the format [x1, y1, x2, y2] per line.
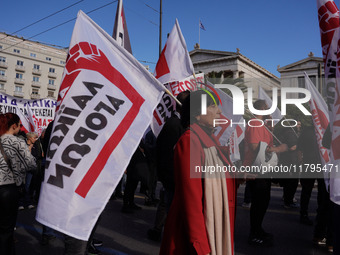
[190, 49, 238, 63]
[278, 55, 323, 73]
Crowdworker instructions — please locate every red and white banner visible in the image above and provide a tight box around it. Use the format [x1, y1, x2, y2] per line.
[229, 122, 245, 163]
[0, 92, 55, 135]
[165, 73, 204, 97]
[258, 87, 283, 124]
[151, 73, 204, 137]
[36, 11, 164, 240]
[317, 0, 340, 204]
[154, 19, 194, 84]
[211, 83, 244, 146]
[304, 73, 330, 166]
[26, 104, 37, 133]
[112, 0, 132, 54]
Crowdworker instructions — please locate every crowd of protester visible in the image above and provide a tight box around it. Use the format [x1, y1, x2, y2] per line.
[1, 92, 340, 255]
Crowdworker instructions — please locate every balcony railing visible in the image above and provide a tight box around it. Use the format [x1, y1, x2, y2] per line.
[48, 72, 57, 78]
[32, 81, 41, 88]
[47, 84, 56, 90]
[15, 65, 25, 72]
[14, 78, 25, 84]
[13, 91, 24, 98]
[32, 68, 42, 75]
[0, 75, 7, 82]
[0, 62, 8, 69]
[31, 94, 40, 99]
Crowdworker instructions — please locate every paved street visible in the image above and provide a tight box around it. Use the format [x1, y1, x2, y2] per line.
[15, 183, 331, 255]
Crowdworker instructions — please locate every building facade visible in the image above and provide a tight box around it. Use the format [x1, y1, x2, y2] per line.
[0, 32, 67, 100]
[189, 47, 281, 98]
[277, 52, 325, 98]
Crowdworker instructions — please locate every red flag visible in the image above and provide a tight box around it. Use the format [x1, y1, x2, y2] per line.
[154, 19, 194, 84]
[317, 0, 340, 204]
[304, 73, 330, 165]
[112, 0, 132, 54]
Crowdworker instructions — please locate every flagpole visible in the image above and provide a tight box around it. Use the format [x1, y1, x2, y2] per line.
[199, 19, 200, 46]
[164, 88, 181, 106]
[159, 0, 162, 56]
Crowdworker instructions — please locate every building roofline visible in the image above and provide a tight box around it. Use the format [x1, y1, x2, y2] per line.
[0, 32, 68, 52]
[277, 55, 323, 72]
[190, 48, 279, 82]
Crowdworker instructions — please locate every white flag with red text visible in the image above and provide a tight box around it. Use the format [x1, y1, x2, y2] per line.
[317, 0, 340, 204]
[154, 19, 194, 84]
[36, 10, 164, 240]
[26, 105, 37, 134]
[229, 122, 245, 163]
[150, 73, 204, 137]
[210, 82, 243, 146]
[304, 73, 330, 166]
[112, 0, 132, 54]
[258, 87, 283, 124]
[16, 106, 32, 133]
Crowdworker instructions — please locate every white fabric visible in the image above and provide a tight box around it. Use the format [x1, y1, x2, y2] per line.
[304, 73, 330, 179]
[252, 142, 278, 170]
[150, 73, 204, 137]
[258, 87, 283, 124]
[36, 10, 164, 240]
[0, 93, 56, 135]
[316, 0, 340, 204]
[203, 146, 232, 255]
[112, 0, 132, 54]
[229, 124, 245, 163]
[26, 105, 37, 134]
[211, 82, 243, 146]
[153, 19, 194, 84]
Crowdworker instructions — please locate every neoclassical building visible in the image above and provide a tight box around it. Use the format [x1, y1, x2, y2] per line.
[189, 47, 280, 98]
[277, 52, 324, 97]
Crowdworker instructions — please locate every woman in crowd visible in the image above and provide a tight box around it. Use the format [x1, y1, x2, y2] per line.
[0, 113, 36, 254]
[159, 91, 237, 255]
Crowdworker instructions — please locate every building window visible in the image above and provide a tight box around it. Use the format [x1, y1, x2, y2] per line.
[32, 88, 39, 95]
[0, 56, 5, 62]
[0, 70, 5, 76]
[33, 76, 39, 82]
[48, 91, 54, 97]
[15, 86, 22, 92]
[30, 53, 37, 58]
[17, 60, 24, 66]
[33, 64, 40, 70]
[60, 60, 66, 65]
[16, 73, 23, 79]
[0, 45, 2, 49]
[0, 83, 4, 90]
[48, 79, 55, 85]
[46, 57, 52, 61]
[13, 49, 20, 54]
[49, 67, 55, 73]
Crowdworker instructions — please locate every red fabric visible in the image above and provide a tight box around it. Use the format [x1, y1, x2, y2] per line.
[243, 120, 273, 166]
[159, 123, 236, 255]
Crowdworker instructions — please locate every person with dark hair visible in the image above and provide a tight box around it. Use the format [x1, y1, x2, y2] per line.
[299, 125, 333, 251]
[243, 99, 287, 246]
[160, 90, 236, 255]
[0, 113, 36, 254]
[147, 90, 190, 241]
[279, 121, 301, 209]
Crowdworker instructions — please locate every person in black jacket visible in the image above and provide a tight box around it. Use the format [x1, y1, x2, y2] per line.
[147, 90, 190, 241]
